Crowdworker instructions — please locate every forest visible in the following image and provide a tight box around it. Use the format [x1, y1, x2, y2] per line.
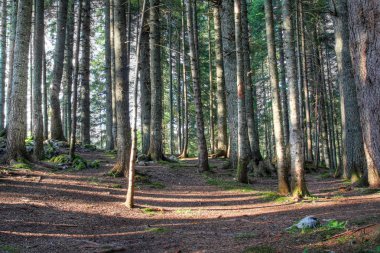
[0, 0, 379, 252]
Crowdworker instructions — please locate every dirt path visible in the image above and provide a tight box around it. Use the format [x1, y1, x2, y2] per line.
[0, 151, 379, 253]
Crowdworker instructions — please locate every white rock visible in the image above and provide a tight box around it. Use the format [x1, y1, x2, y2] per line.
[295, 216, 320, 229]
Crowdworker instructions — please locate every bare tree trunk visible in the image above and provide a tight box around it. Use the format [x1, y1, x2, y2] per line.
[42, 48, 48, 140]
[148, 0, 163, 161]
[184, 0, 209, 171]
[110, 0, 117, 148]
[79, 0, 91, 145]
[332, 0, 364, 181]
[33, 0, 44, 160]
[213, 3, 228, 155]
[264, 0, 290, 194]
[347, 0, 380, 188]
[282, 0, 309, 197]
[69, 0, 82, 160]
[207, 3, 215, 154]
[111, 0, 131, 176]
[176, 35, 182, 154]
[50, 0, 68, 141]
[6, 0, 33, 161]
[0, 0, 7, 130]
[168, 14, 174, 155]
[104, 0, 114, 150]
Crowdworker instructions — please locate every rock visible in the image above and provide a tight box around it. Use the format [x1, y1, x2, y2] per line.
[138, 161, 147, 166]
[295, 216, 320, 229]
[168, 155, 179, 162]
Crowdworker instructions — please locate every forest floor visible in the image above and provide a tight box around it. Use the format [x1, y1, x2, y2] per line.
[0, 149, 379, 253]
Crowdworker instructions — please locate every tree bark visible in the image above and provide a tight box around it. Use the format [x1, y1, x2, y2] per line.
[0, 0, 7, 130]
[207, 4, 215, 154]
[184, 0, 209, 171]
[282, 0, 309, 197]
[50, 0, 68, 141]
[6, 0, 33, 161]
[347, 0, 380, 187]
[264, 0, 290, 194]
[168, 14, 174, 155]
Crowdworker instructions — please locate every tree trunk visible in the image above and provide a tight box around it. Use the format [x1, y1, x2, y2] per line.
[140, 13, 150, 155]
[79, 0, 91, 145]
[207, 4, 215, 154]
[50, 0, 68, 141]
[332, 0, 364, 181]
[213, 3, 228, 154]
[176, 34, 182, 154]
[264, 0, 290, 194]
[104, 0, 114, 150]
[168, 14, 174, 155]
[111, 0, 131, 176]
[32, 0, 44, 160]
[110, 0, 117, 148]
[184, 0, 209, 171]
[0, 0, 7, 130]
[347, 0, 380, 188]
[42, 48, 48, 140]
[148, 0, 163, 161]
[6, 0, 33, 161]
[69, 0, 82, 160]
[282, 0, 309, 197]
[221, 0, 238, 168]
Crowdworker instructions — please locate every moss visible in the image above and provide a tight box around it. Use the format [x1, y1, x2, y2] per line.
[234, 232, 257, 240]
[11, 161, 32, 170]
[144, 227, 170, 233]
[89, 160, 100, 169]
[49, 154, 88, 170]
[0, 245, 19, 253]
[242, 245, 275, 253]
[204, 176, 254, 192]
[141, 207, 161, 215]
[148, 181, 165, 189]
[260, 191, 291, 203]
[108, 184, 122, 189]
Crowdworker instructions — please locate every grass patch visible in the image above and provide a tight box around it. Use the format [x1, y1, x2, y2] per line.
[147, 181, 165, 189]
[242, 245, 275, 253]
[144, 227, 170, 233]
[10, 162, 32, 170]
[288, 219, 347, 240]
[204, 176, 254, 192]
[0, 245, 19, 253]
[49, 154, 88, 171]
[141, 207, 161, 215]
[175, 209, 193, 215]
[108, 184, 122, 189]
[260, 191, 291, 203]
[234, 232, 256, 240]
[332, 194, 344, 199]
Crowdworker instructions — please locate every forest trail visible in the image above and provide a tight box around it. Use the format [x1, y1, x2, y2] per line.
[0, 151, 379, 253]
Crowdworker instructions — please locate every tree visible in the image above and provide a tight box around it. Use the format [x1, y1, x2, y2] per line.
[332, 0, 364, 181]
[80, 0, 91, 145]
[282, 0, 309, 197]
[213, 3, 228, 155]
[33, 0, 45, 160]
[111, 0, 131, 176]
[0, 0, 7, 130]
[264, 0, 290, 194]
[50, 0, 68, 141]
[347, 0, 380, 188]
[184, 0, 209, 171]
[104, 0, 114, 150]
[6, 0, 33, 161]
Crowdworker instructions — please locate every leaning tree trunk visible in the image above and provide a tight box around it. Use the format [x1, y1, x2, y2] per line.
[282, 0, 309, 197]
[104, 0, 114, 150]
[140, 13, 151, 155]
[148, 0, 163, 161]
[221, 0, 238, 168]
[347, 0, 380, 188]
[33, 0, 45, 160]
[6, 0, 33, 161]
[79, 0, 91, 145]
[0, 0, 7, 130]
[264, 0, 290, 195]
[50, 0, 68, 141]
[184, 0, 209, 171]
[111, 0, 131, 176]
[213, 3, 228, 155]
[332, 0, 364, 182]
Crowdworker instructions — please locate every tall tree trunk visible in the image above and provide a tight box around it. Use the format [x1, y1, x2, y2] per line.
[234, 0, 250, 183]
[184, 0, 209, 171]
[50, 0, 68, 141]
[0, 0, 7, 130]
[69, 0, 82, 159]
[207, 4, 215, 154]
[264, 0, 290, 194]
[221, 0, 238, 168]
[140, 14, 150, 155]
[42, 48, 48, 140]
[213, 3, 228, 154]
[105, 0, 114, 150]
[110, 0, 117, 148]
[111, 0, 131, 176]
[347, 0, 380, 188]
[79, 0, 91, 145]
[33, 0, 44, 160]
[168, 14, 174, 155]
[6, 0, 33, 161]
[148, 0, 163, 161]
[332, 0, 364, 181]
[6, 0, 18, 127]
[63, 0, 75, 139]
[176, 34, 182, 154]
[282, 0, 309, 197]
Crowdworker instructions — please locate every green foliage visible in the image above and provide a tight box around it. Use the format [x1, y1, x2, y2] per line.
[242, 245, 275, 253]
[288, 219, 347, 240]
[144, 227, 170, 234]
[89, 160, 100, 169]
[141, 207, 161, 215]
[204, 176, 254, 192]
[0, 245, 19, 253]
[49, 154, 88, 170]
[83, 144, 97, 151]
[148, 182, 166, 189]
[260, 191, 290, 203]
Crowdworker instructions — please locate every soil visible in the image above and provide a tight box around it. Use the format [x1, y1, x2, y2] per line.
[0, 150, 379, 253]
